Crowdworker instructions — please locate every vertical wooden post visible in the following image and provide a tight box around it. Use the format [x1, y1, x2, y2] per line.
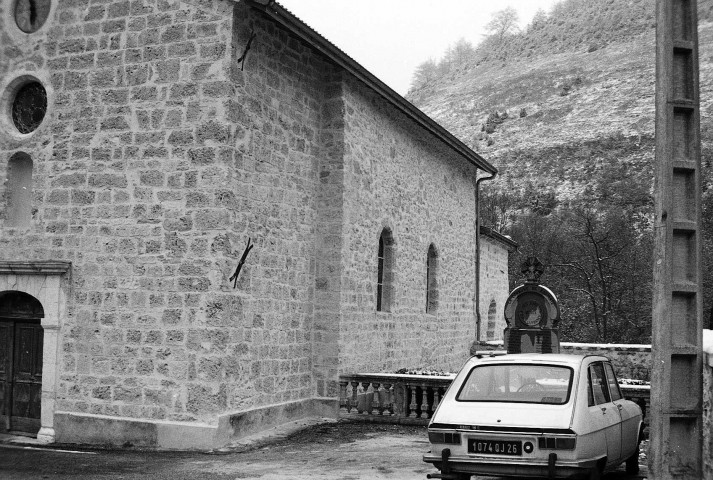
[651, 0, 703, 477]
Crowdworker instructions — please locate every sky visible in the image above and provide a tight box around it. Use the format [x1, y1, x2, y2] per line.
[278, 0, 563, 95]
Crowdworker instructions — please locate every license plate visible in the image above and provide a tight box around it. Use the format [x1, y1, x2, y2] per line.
[468, 439, 522, 456]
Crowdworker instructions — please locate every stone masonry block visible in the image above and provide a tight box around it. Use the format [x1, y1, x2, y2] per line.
[188, 148, 215, 166]
[64, 71, 88, 89]
[139, 170, 165, 187]
[193, 210, 229, 230]
[126, 64, 149, 85]
[107, 1, 131, 18]
[100, 116, 130, 131]
[84, 6, 106, 21]
[91, 68, 119, 88]
[161, 24, 186, 43]
[102, 19, 126, 34]
[187, 384, 226, 415]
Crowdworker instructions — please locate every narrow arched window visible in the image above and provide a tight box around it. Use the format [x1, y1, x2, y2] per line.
[377, 228, 394, 312]
[6, 152, 34, 229]
[486, 299, 497, 340]
[426, 244, 438, 313]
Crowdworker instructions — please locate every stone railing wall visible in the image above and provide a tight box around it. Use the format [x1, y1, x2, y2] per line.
[339, 373, 650, 427]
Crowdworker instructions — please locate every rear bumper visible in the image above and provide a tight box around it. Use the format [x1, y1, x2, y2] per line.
[423, 451, 599, 479]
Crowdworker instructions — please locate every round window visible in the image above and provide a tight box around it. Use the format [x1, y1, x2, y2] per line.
[14, 0, 51, 33]
[11, 81, 47, 134]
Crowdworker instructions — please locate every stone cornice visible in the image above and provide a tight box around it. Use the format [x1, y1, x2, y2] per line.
[0, 261, 71, 275]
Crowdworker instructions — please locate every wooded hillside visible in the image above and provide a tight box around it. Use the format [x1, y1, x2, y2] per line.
[407, 0, 713, 343]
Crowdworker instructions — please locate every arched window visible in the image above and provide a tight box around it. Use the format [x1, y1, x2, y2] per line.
[6, 152, 33, 229]
[486, 299, 497, 340]
[377, 228, 394, 312]
[426, 244, 438, 314]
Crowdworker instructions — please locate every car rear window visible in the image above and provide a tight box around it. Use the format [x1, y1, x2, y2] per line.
[456, 363, 574, 405]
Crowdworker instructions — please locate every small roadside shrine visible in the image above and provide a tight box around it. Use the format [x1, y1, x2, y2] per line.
[503, 257, 561, 354]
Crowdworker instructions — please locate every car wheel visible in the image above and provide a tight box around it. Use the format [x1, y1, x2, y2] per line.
[625, 444, 640, 474]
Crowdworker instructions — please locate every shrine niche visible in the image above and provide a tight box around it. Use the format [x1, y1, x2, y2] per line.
[503, 257, 561, 354]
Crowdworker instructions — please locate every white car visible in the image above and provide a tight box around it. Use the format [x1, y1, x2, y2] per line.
[423, 354, 643, 480]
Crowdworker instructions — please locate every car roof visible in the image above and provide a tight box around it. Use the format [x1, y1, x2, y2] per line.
[470, 353, 609, 367]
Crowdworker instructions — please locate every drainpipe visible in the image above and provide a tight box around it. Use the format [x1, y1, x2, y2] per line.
[475, 171, 496, 343]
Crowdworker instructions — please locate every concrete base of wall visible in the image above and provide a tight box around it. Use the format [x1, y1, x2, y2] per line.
[54, 397, 339, 450]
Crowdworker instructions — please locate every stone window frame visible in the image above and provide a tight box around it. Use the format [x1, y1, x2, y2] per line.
[12, 0, 53, 34]
[0, 71, 53, 141]
[0, 261, 71, 443]
[2, 0, 56, 42]
[426, 243, 438, 314]
[376, 228, 394, 313]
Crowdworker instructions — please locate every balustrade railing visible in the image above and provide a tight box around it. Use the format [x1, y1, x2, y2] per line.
[339, 373, 650, 427]
[339, 373, 456, 424]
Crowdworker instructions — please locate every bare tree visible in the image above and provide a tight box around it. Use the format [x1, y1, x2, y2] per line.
[451, 38, 475, 64]
[528, 8, 548, 31]
[485, 6, 520, 43]
[410, 58, 438, 90]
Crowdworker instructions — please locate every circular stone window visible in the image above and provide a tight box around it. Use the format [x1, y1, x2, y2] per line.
[11, 81, 47, 134]
[14, 0, 51, 33]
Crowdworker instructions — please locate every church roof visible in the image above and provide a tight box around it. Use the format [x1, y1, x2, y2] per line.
[245, 0, 498, 176]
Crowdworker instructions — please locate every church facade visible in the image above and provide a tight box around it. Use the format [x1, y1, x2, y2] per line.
[0, 0, 513, 448]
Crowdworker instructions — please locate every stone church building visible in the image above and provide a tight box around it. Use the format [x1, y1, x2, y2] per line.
[0, 0, 514, 448]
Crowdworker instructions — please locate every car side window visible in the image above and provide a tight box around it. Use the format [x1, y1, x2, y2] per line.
[604, 362, 623, 401]
[588, 363, 610, 406]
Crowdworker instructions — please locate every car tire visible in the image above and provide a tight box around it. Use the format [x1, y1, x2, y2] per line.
[587, 464, 602, 480]
[625, 444, 640, 474]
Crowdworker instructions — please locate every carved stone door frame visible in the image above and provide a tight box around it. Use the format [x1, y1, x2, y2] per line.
[0, 261, 70, 443]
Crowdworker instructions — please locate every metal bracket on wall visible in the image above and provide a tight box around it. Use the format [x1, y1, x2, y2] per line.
[229, 238, 254, 288]
[237, 30, 256, 71]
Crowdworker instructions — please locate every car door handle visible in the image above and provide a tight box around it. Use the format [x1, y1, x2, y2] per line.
[600, 407, 606, 413]
[617, 404, 623, 410]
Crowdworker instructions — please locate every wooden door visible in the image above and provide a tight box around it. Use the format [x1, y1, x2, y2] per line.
[0, 320, 43, 434]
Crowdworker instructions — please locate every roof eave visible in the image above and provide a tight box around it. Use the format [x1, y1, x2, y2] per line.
[480, 225, 519, 251]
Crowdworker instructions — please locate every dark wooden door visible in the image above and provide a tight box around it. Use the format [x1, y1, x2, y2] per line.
[0, 320, 43, 434]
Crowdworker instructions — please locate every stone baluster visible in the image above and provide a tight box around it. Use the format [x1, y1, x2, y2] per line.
[339, 381, 349, 413]
[420, 384, 430, 419]
[371, 382, 381, 415]
[393, 383, 406, 418]
[351, 381, 360, 413]
[432, 387, 441, 413]
[382, 382, 393, 415]
[409, 384, 419, 418]
[357, 382, 368, 413]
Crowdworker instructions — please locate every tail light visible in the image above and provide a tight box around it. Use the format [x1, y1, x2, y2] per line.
[538, 437, 576, 450]
[428, 431, 462, 445]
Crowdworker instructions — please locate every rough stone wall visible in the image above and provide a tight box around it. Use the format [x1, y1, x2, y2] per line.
[479, 235, 510, 342]
[338, 76, 493, 375]
[0, 0, 512, 438]
[0, 0, 336, 426]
